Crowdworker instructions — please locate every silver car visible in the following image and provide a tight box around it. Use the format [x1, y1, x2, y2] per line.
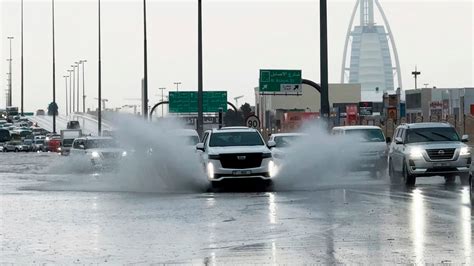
[388, 123, 472, 186]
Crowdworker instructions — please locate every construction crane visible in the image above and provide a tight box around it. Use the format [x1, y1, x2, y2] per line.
[234, 95, 244, 107]
[94, 98, 109, 110]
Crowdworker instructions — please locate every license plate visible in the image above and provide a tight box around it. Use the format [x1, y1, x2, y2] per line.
[434, 163, 448, 167]
[232, 170, 251, 176]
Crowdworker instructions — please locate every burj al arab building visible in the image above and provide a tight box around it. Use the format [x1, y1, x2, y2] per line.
[341, 0, 402, 102]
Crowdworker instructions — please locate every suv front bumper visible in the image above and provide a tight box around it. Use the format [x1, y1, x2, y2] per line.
[407, 156, 471, 176]
[206, 158, 275, 181]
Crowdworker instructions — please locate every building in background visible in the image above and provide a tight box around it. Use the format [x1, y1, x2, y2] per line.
[254, 83, 361, 130]
[405, 87, 474, 122]
[341, 0, 402, 102]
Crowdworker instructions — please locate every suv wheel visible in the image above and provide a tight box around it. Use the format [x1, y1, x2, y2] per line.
[403, 162, 416, 186]
[460, 174, 470, 186]
[389, 159, 400, 184]
[444, 175, 456, 184]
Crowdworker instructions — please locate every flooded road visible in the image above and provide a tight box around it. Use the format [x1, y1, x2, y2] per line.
[1, 153, 472, 264]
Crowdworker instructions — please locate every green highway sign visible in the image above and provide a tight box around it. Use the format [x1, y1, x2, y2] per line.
[259, 69, 302, 94]
[169, 91, 227, 113]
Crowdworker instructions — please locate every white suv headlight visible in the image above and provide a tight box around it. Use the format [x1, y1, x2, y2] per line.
[460, 147, 471, 156]
[91, 151, 100, 158]
[409, 147, 424, 159]
[207, 162, 214, 179]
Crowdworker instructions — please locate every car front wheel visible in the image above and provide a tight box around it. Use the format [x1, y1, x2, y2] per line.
[403, 162, 416, 186]
[389, 159, 400, 184]
[460, 174, 470, 186]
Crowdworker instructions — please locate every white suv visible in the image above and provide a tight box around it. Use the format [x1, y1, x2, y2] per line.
[196, 127, 277, 187]
[388, 123, 472, 186]
[70, 136, 127, 169]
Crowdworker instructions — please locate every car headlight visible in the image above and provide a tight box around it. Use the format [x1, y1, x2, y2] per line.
[122, 151, 127, 157]
[207, 162, 214, 179]
[91, 151, 100, 158]
[409, 147, 424, 159]
[269, 160, 278, 177]
[460, 147, 471, 156]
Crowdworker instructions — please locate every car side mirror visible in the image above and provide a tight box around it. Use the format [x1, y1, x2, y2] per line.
[461, 135, 469, 143]
[385, 137, 391, 144]
[394, 137, 404, 145]
[196, 143, 205, 151]
[267, 140, 276, 149]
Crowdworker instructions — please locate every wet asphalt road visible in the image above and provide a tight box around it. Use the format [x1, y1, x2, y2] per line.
[0, 153, 472, 264]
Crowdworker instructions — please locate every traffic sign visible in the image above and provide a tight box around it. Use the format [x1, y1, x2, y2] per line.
[245, 115, 260, 129]
[169, 91, 227, 113]
[259, 69, 302, 94]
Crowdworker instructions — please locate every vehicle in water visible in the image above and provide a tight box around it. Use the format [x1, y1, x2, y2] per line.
[267, 132, 306, 162]
[36, 109, 45, 116]
[59, 129, 82, 155]
[46, 136, 61, 152]
[3, 140, 29, 152]
[388, 123, 472, 186]
[332, 126, 389, 177]
[70, 137, 127, 169]
[67, 120, 80, 130]
[32, 136, 46, 152]
[196, 127, 276, 188]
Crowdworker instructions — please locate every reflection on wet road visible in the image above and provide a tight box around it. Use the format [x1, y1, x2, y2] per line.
[0, 153, 472, 264]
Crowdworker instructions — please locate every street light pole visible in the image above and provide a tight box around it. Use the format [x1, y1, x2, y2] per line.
[71, 64, 76, 113]
[81, 60, 87, 113]
[75, 61, 80, 112]
[52, 0, 56, 133]
[63, 75, 68, 116]
[197, 0, 204, 136]
[412, 66, 421, 89]
[98, 0, 102, 135]
[319, 0, 330, 119]
[173, 81, 181, 92]
[67, 69, 73, 115]
[21, 0, 24, 116]
[7, 36, 13, 107]
[158, 87, 166, 117]
[142, 0, 148, 120]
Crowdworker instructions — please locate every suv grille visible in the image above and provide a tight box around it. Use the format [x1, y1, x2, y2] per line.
[219, 153, 263, 169]
[426, 148, 455, 160]
[101, 152, 121, 159]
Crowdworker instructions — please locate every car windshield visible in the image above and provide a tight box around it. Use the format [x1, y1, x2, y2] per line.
[209, 131, 264, 147]
[23, 140, 32, 144]
[274, 135, 302, 147]
[406, 127, 460, 143]
[345, 129, 385, 142]
[186, 135, 200, 146]
[86, 139, 118, 149]
[35, 140, 44, 144]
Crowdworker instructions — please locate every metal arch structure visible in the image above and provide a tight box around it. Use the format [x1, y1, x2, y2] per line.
[340, 0, 402, 89]
[149, 101, 238, 121]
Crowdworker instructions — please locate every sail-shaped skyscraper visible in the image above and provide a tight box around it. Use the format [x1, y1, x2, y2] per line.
[341, 0, 402, 101]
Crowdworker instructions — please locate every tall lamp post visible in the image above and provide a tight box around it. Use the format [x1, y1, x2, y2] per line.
[320, 0, 329, 119]
[158, 87, 166, 117]
[142, 0, 148, 120]
[80, 60, 87, 113]
[75, 61, 80, 112]
[21, 0, 24, 116]
[173, 81, 181, 92]
[197, 0, 203, 136]
[52, 0, 57, 133]
[98, 0, 102, 135]
[63, 75, 69, 116]
[7, 36, 13, 107]
[71, 64, 76, 113]
[412, 66, 421, 89]
[67, 69, 73, 114]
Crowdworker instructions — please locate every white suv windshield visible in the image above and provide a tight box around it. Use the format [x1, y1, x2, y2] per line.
[346, 129, 385, 142]
[86, 139, 118, 149]
[406, 127, 460, 143]
[209, 131, 264, 147]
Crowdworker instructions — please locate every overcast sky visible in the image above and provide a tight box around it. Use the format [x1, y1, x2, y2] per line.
[1, 0, 473, 113]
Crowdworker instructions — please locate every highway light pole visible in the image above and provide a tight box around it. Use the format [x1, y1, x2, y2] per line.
[173, 81, 181, 92]
[67, 69, 73, 114]
[158, 87, 166, 117]
[71, 64, 76, 113]
[412, 66, 421, 89]
[75, 61, 80, 112]
[197, 0, 203, 136]
[21, 0, 24, 116]
[80, 60, 87, 113]
[63, 75, 68, 116]
[320, 0, 330, 119]
[98, 0, 102, 135]
[7, 37, 13, 107]
[142, 0, 149, 120]
[52, 0, 57, 133]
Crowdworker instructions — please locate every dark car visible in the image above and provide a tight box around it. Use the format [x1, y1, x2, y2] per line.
[36, 109, 45, 116]
[67, 121, 80, 129]
[0, 128, 11, 144]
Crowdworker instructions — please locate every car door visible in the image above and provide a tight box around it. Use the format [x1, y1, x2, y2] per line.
[393, 128, 406, 172]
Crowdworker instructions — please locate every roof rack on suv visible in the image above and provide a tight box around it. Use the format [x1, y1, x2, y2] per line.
[218, 126, 252, 130]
